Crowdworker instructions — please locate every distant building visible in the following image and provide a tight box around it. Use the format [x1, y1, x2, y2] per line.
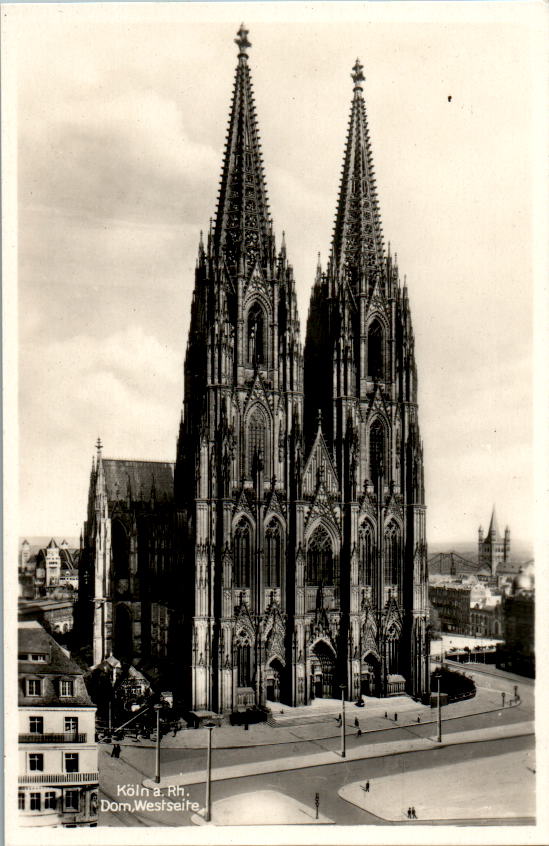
[478, 508, 510, 576]
[19, 539, 80, 600]
[428, 585, 471, 634]
[498, 562, 535, 677]
[18, 621, 98, 827]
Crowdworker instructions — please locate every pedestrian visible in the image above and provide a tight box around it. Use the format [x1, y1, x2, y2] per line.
[417, 715, 421, 723]
[173, 725, 177, 737]
[407, 807, 412, 819]
[356, 728, 362, 737]
[365, 780, 370, 793]
[354, 717, 359, 728]
[116, 743, 122, 758]
[111, 744, 117, 758]
[412, 806, 417, 819]
[394, 713, 398, 721]
[384, 711, 387, 719]
[501, 692, 506, 707]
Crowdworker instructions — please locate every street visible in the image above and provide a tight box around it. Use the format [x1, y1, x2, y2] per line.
[98, 665, 534, 827]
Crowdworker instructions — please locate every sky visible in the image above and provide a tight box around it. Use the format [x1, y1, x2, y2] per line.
[6, 2, 545, 546]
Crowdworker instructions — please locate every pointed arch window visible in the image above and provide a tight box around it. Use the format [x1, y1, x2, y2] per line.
[112, 520, 129, 581]
[369, 419, 385, 482]
[265, 520, 282, 587]
[384, 520, 401, 587]
[234, 519, 251, 587]
[359, 521, 374, 585]
[306, 526, 337, 586]
[368, 320, 384, 380]
[247, 302, 265, 365]
[247, 407, 269, 478]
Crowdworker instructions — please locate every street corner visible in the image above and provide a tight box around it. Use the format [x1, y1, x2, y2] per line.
[190, 789, 334, 826]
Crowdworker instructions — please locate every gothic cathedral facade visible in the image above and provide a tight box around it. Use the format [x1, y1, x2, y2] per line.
[78, 27, 430, 711]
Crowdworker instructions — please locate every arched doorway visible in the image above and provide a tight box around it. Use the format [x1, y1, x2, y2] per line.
[361, 651, 381, 696]
[114, 604, 133, 661]
[311, 640, 336, 699]
[265, 657, 284, 702]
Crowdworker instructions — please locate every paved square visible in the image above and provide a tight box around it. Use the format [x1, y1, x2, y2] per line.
[339, 748, 535, 821]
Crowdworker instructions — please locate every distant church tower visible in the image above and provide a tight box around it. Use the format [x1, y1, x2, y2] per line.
[302, 60, 429, 700]
[478, 507, 510, 575]
[176, 26, 304, 712]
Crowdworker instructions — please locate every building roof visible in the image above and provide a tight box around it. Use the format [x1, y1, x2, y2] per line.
[102, 458, 174, 502]
[46, 537, 58, 549]
[18, 621, 92, 706]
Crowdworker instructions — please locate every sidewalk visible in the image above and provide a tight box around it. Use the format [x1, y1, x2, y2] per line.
[142, 719, 533, 791]
[121, 683, 518, 751]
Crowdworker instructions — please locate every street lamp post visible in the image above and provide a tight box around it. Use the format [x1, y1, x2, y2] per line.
[436, 674, 442, 743]
[340, 684, 346, 758]
[154, 704, 162, 783]
[204, 723, 214, 822]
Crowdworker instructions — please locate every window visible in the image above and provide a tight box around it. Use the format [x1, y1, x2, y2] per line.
[29, 716, 44, 734]
[44, 791, 57, 810]
[30, 792, 41, 811]
[306, 526, 337, 585]
[247, 408, 268, 478]
[26, 679, 41, 696]
[64, 717, 78, 733]
[60, 680, 74, 697]
[18, 792, 25, 810]
[384, 521, 401, 587]
[28, 753, 44, 772]
[64, 789, 80, 812]
[369, 420, 385, 481]
[367, 320, 384, 379]
[247, 302, 265, 365]
[64, 753, 79, 773]
[359, 522, 374, 584]
[265, 521, 282, 587]
[234, 519, 251, 587]
[30, 653, 47, 662]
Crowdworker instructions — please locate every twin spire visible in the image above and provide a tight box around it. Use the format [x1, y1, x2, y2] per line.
[330, 58, 384, 279]
[213, 27, 384, 282]
[213, 24, 272, 274]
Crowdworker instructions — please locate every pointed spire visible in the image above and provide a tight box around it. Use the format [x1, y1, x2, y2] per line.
[488, 506, 499, 537]
[330, 58, 384, 281]
[213, 25, 272, 275]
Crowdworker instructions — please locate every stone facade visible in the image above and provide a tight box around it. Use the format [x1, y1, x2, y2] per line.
[78, 27, 430, 710]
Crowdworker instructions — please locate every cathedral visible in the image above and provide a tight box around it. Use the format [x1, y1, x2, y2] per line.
[78, 26, 430, 712]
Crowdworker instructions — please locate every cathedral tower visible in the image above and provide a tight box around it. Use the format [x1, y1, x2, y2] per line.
[302, 60, 429, 700]
[176, 27, 304, 712]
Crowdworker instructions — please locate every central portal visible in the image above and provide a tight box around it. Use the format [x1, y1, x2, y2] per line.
[311, 640, 336, 698]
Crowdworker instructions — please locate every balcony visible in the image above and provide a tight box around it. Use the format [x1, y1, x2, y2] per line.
[19, 733, 87, 744]
[19, 772, 98, 785]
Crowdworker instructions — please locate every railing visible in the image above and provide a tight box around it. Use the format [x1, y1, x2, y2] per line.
[19, 733, 87, 744]
[19, 772, 98, 785]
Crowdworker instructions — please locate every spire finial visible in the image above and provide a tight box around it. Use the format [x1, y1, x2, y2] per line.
[235, 23, 251, 58]
[351, 58, 365, 90]
[317, 408, 323, 430]
[96, 437, 103, 456]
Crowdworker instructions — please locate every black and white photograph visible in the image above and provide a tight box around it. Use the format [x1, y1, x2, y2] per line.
[3, 2, 547, 843]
